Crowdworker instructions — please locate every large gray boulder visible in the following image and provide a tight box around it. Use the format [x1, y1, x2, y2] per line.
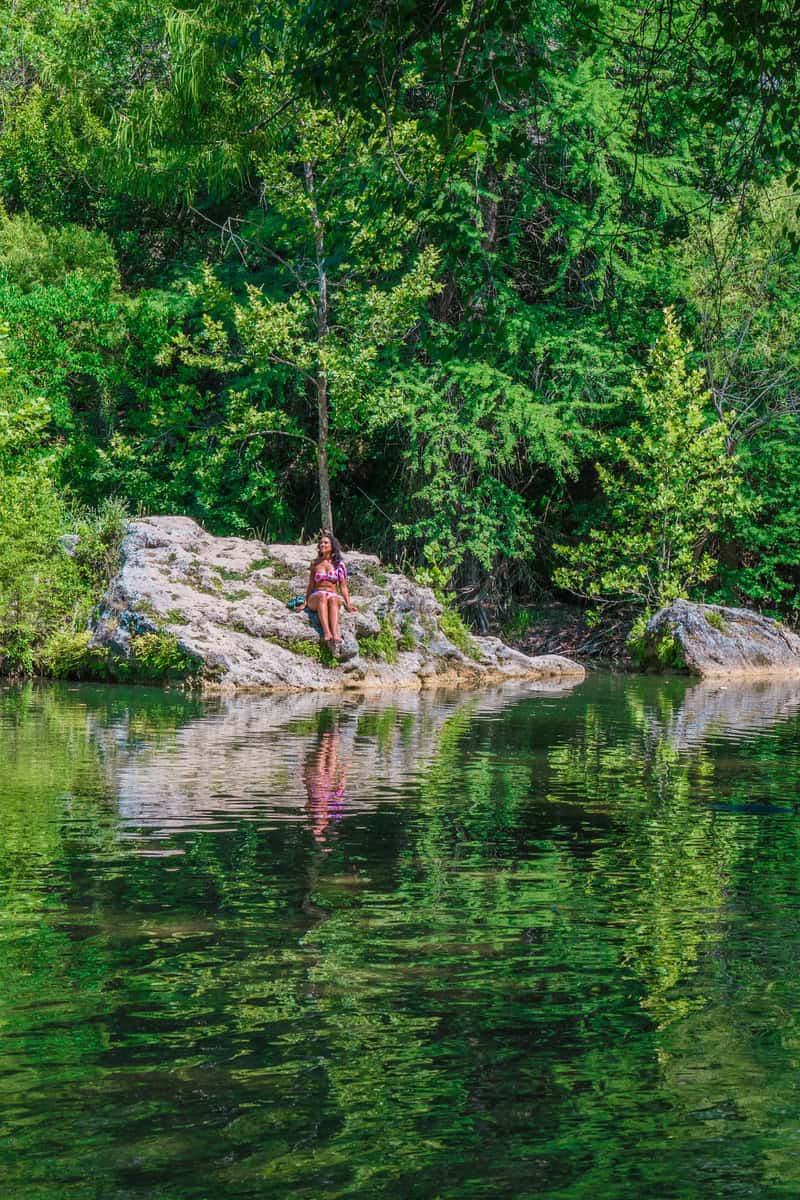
[89, 517, 585, 693]
[642, 599, 800, 678]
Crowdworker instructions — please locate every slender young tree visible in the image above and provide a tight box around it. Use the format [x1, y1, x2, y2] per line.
[554, 310, 743, 614]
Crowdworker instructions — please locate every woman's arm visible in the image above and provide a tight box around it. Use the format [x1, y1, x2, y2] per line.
[340, 580, 357, 612]
[305, 564, 315, 605]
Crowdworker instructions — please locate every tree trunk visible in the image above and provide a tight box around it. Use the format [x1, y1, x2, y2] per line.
[316, 373, 333, 534]
[304, 159, 334, 534]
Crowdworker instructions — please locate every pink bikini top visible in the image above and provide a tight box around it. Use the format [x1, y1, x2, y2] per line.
[314, 562, 347, 585]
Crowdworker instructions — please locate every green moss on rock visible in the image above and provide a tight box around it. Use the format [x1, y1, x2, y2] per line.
[705, 609, 728, 634]
[259, 580, 293, 603]
[278, 636, 337, 667]
[362, 564, 389, 588]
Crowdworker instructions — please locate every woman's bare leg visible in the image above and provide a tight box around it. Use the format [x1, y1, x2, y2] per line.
[307, 594, 333, 641]
[329, 598, 341, 642]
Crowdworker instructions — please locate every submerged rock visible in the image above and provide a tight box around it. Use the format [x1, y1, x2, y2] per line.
[89, 517, 585, 693]
[642, 599, 800, 678]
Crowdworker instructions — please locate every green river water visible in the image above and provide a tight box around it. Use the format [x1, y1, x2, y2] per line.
[2, 673, 800, 1199]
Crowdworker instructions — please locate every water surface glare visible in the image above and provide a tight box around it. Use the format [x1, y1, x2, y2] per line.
[2, 674, 800, 1199]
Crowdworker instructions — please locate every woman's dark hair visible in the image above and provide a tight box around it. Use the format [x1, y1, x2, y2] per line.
[313, 530, 343, 566]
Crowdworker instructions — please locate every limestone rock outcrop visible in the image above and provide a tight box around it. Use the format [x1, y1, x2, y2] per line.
[642, 599, 800, 678]
[89, 517, 585, 693]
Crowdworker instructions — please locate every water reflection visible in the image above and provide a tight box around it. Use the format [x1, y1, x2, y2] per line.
[662, 676, 800, 750]
[303, 725, 349, 844]
[82, 681, 584, 844]
[3, 673, 800, 1199]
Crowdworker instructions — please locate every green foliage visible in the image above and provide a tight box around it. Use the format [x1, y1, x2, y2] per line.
[439, 608, 482, 662]
[625, 613, 651, 666]
[628, 614, 687, 670]
[0, 211, 119, 292]
[280, 637, 337, 667]
[0, 488, 129, 678]
[163, 106, 442, 526]
[705, 609, 728, 634]
[38, 628, 111, 680]
[685, 188, 800, 615]
[502, 606, 541, 640]
[723, 422, 800, 617]
[391, 360, 577, 583]
[554, 311, 743, 614]
[412, 555, 452, 602]
[652, 630, 686, 671]
[0, 314, 128, 678]
[71, 498, 128, 592]
[358, 618, 399, 664]
[0, 470, 81, 675]
[127, 632, 200, 681]
[0, 0, 798, 626]
[397, 617, 416, 653]
[0, 327, 79, 673]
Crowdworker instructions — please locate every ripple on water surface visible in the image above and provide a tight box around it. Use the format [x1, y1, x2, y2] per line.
[2, 673, 800, 1199]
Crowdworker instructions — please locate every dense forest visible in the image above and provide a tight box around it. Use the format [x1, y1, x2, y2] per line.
[2, 0, 800, 673]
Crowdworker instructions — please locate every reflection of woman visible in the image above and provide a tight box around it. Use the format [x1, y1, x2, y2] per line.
[303, 730, 347, 845]
[305, 532, 357, 650]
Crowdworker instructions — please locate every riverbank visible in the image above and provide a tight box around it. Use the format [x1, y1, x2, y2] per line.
[509, 601, 635, 668]
[82, 517, 586, 693]
[7, 508, 800, 689]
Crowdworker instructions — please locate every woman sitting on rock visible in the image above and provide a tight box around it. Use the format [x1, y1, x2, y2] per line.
[305, 532, 357, 649]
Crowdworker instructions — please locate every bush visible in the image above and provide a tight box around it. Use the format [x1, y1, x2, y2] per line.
[358, 618, 399, 663]
[397, 615, 416, 652]
[627, 613, 686, 670]
[71, 498, 128, 592]
[0, 212, 120, 292]
[39, 628, 111, 680]
[127, 632, 201, 681]
[0, 411, 128, 677]
[653, 631, 686, 670]
[0, 466, 85, 676]
[439, 607, 482, 661]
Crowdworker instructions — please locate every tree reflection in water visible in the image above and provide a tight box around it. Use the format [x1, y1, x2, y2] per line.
[3, 674, 800, 1198]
